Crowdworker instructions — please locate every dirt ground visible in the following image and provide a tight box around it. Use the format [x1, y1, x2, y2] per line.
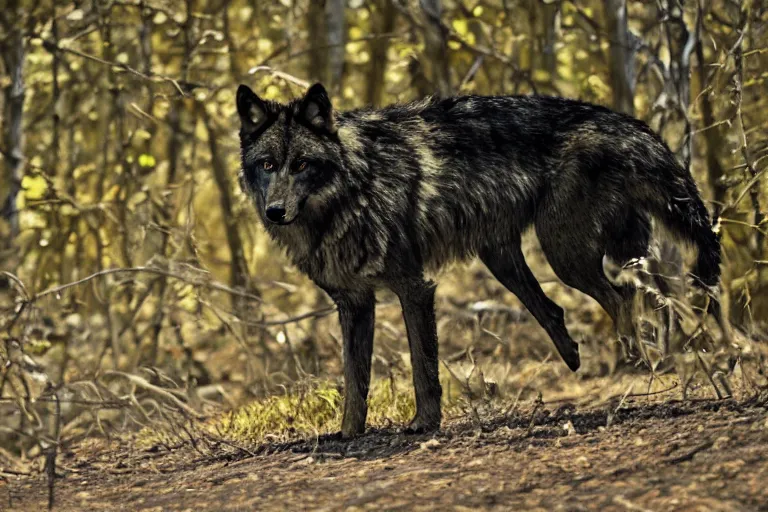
[4, 391, 768, 512]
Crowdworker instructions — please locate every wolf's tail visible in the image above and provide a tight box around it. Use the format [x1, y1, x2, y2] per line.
[641, 160, 721, 289]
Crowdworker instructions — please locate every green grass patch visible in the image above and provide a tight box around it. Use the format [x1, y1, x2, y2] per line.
[212, 367, 476, 445]
[136, 371, 476, 449]
[217, 380, 347, 442]
[216, 377, 436, 444]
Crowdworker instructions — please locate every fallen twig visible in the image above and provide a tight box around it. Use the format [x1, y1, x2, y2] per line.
[663, 440, 714, 464]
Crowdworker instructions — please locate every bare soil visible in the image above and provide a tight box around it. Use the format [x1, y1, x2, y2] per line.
[4, 395, 768, 512]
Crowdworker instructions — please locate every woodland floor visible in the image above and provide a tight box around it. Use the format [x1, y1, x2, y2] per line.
[4, 390, 768, 512]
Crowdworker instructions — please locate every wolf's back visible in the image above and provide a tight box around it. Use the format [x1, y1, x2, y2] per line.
[510, 96, 723, 288]
[340, 94, 722, 287]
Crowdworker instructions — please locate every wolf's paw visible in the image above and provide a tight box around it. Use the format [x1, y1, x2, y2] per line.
[557, 340, 581, 372]
[340, 422, 365, 440]
[340, 429, 364, 440]
[340, 415, 366, 439]
[403, 413, 441, 435]
[340, 403, 367, 439]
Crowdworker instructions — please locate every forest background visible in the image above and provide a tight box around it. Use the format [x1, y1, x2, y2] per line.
[0, 0, 766, 479]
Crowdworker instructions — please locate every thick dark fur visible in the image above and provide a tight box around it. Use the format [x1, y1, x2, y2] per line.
[236, 83, 721, 437]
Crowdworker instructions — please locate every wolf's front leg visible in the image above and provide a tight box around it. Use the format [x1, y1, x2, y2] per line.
[396, 280, 442, 433]
[331, 289, 376, 439]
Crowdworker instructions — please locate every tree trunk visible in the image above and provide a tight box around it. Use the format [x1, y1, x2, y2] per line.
[325, 0, 346, 94]
[202, 109, 250, 294]
[542, 1, 560, 79]
[0, 0, 25, 244]
[420, 0, 452, 96]
[307, 0, 328, 85]
[696, 41, 727, 206]
[662, 0, 697, 168]
[604, 0, 635, 115]
[366, 0, 396, 106]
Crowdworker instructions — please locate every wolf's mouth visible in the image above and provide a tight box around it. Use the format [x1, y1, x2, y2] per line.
[265, 214, 299, 226]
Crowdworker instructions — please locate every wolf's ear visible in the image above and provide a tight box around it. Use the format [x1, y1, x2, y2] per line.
[236, 84, 268, 134]
[299, 83, 336, 134]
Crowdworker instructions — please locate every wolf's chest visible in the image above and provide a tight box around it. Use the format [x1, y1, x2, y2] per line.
[273, 224, 388, 291]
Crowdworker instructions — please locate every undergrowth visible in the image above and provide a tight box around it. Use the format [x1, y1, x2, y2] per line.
[137, 371, 474, 448]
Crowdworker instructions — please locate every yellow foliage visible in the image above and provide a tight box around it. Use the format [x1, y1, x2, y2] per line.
[21, 174, 47, 200]
[452, 18, 468, 35]
[533, 69, 551, 82]
[103, 184, 120, 202]
[263, 85, 281, 100]
[134, 129, 152, 141]
[138, 154, 156, 168]
[659, 45, 671, 68]
[257, 39, 272, 53]
[586, 74, 611, 101]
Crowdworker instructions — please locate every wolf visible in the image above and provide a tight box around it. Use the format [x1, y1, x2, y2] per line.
[235, 82, 721, 438]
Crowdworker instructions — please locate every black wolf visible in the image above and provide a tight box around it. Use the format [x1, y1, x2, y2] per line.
[235, 83, 721, 437]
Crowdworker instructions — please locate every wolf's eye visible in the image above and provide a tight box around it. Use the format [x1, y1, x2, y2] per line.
[291, 160, 309, 174]
[262, 161, 273, 171]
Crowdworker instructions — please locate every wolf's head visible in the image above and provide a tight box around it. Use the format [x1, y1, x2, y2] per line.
[236, 83, 343, 226]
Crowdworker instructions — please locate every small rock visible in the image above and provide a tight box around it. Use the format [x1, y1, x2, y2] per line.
[420, 439, 440, 450]
[575, 455, 591, 468]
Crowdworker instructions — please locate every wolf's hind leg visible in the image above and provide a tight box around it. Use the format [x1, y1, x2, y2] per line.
[394, 279, 442, 433]
[536, 221, 633, 338]
[480, 243, 581, 371]
[605, 208, 652, 267]
[603, 208, 652, 332]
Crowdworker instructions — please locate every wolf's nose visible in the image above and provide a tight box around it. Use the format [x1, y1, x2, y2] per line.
[265, 205, 286, 223]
